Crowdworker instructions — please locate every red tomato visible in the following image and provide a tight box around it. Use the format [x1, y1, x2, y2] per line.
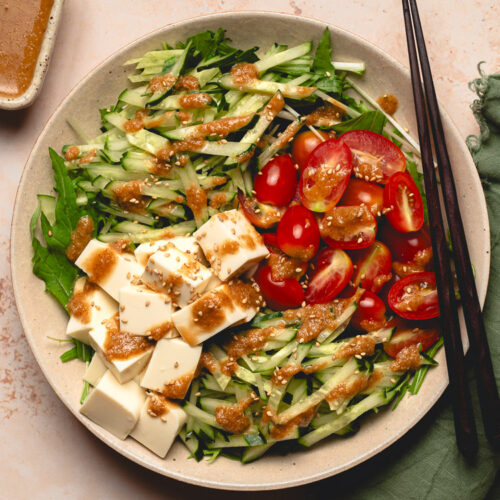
[305, 248, 353, 304]
[340, 130, 406, 184]
[262, 232, 279, 248]
[384, 318, 439, 357]
[383, 172, 424, 233]
[254, 154, 297, 206]
[255, 265, 304, 310]
[339, 178, 384, 216]
[387, 271, 440, 320]
[379, 223, 431, 262]
[319, 205, 377, 250]
[292, 130, 329, 172]
[350, 290, 387, 331]
[299, 139, 353, 212]
[238, 193, 285, 228]
[351, 241, 393, 293]
[277, 205, 320, 261]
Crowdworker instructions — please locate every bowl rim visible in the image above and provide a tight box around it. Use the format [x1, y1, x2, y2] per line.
[10, 10, 490, 490]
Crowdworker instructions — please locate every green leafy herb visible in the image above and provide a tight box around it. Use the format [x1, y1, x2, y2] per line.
[312, 28, 335, 75]
[80, 380, 91, 404]
[333, 110, 387, 135]
[59, 339, 93, 363]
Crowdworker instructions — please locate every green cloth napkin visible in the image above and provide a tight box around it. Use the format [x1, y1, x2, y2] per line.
[294, 67, 499, 500]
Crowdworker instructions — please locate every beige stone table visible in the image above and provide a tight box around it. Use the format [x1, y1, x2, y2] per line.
[0, 1, 498, 498]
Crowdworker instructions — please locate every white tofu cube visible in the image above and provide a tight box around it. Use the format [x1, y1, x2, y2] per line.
[135, 236, 205, 266]
[119, 284, 173, 339]
[140, 338, 201, 399]
[141, 243, 213, 307]
[194, 209, 269, 281]
[130, 394, 186, 457]
[89, 314, 154, 384]
[172, 283, 248, 346]
[80, 370, 145, 440]
[75, 239, 143, 301]
[83, 352, 107, 386]
[66, 278, 118, 345]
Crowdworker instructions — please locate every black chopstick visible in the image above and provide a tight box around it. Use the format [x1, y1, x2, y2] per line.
[409, 0, 500, 450]
[402, 0, 478, 457]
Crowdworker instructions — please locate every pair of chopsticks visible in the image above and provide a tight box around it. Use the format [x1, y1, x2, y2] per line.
[402, 0, 500, 456]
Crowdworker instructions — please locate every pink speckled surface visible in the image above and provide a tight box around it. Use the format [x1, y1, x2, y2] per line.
[0, 1, 498, 498]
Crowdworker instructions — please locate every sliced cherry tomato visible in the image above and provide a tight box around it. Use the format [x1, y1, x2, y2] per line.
[277, 205, 320, 261]
[292, 130, 329, 172]
[339, 178, 384, 216]
[350, 290, 387, 332]
[340, 130, 406, 184]
[351, 241, 393, 293]
[299, 138, 353, 212]
[255, 265, 304, 310]
[319, 205, 377, 250]
[383, 172, 424, 233]
[238, 193, 285, 228]
[305, 247, 353, 304]
[384, 318, 439, 357]
[254, 154, 297, 206]
[379, 223, 431, 262]
[387, 271, 439, 320]
[262, 232, 279, 248]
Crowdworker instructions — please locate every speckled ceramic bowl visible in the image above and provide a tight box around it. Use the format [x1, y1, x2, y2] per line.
[0, 0, 65, 110]
[10, 12, 490, 491]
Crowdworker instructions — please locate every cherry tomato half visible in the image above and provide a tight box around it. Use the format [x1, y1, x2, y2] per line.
[238, 193, 285, 228]
[340, 130, 406, 184]
[305, 247, 353, 304]
[277, 205, 320, 261]
[292, 130, 329, 172]
[379, 223, 431, 262]
[339, 178, 384, 216]
[254, 154, 297, 206]
[387, 271, 440, 320]
[255, 265, 304, 310]
[383, 172, 424, 233]
[351, 241, 393, 293]
[319, 205, 377, 250]
[350, 290, 387, 332]
[384, 318, 439, 357]
[299, 138, 353, 212]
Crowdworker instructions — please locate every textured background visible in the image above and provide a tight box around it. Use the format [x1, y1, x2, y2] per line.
[0, 1, 498, 498]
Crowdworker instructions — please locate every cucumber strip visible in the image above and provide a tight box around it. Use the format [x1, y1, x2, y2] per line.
[37, 195, 56, 226]
[126, 129, 169, 155]
[96, 202, 155, 225]
[119, 86, 149, 107]
[85, 165, 143, 182]
[207, 433, 266, 449]
[255, 42, 312, 74]
[299, 390, 392, 447]
[275, 358, 358, 425]
[178, 428, 202, 461]
[200, 397, 234, 413]
[233, 366, 271, 398]
[208, 344, 232, 391]
[145, 41, 191, 106]
[253, 341, 298, 372]
[317, 303, 357, 343]
[189, 67, 220, 88]
[219, 74, 316, 99]
[98, 220, 195, 243]
[124, 49, 184, 67]
[241, 444, 273, 463]
[224, 92, 284, 168]
[147, 200, 186, 220]
[257, 118, 304, 169]
[121, 151, 159, 173]
[177, 161, 208, 227]
[183, 401, 222, 429]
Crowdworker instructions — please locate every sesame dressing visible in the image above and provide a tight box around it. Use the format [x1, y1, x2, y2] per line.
[147, 393, 170, 417]
[178, 92, 212, 109]
[84, 246, 118, 284]
[112, 180, 147, 214]
[215, 397, 253, 434]
[66, 215, 94, 262]
[390, 344, 421, 372]
[320, 205, 374, 244]
[103, 314, 152, 361]
[67, 279, 97, 324]
[162, 372, 194, 399]
[230, 63, 258, 85]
